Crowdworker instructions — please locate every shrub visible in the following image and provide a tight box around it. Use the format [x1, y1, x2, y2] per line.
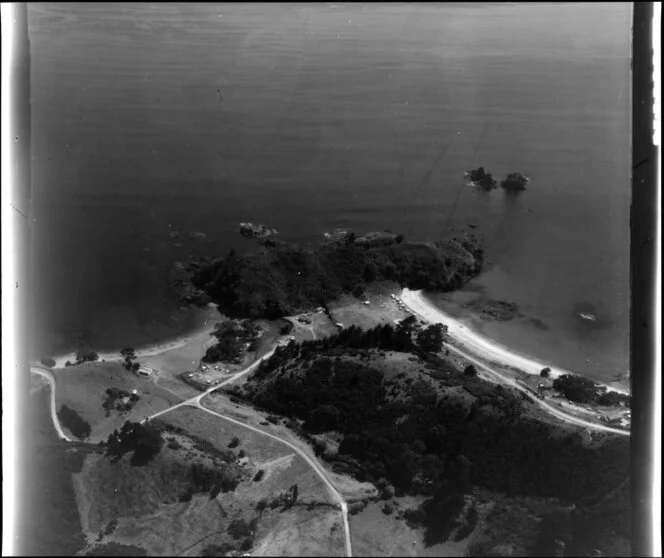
[383, 503, 394, 515]
[40, 357, 56, 368]
[253, 470, 265, 482]
[540, 367, 551, 378]
[76, 349, 99, 364]
[553, 374, 600, 404]
[228, 519, 251, 540]
[228, 436, 240, 448]
[464, 365, 478, 377]
[256, 498, 268, 511]
[57, 405, 91, 440]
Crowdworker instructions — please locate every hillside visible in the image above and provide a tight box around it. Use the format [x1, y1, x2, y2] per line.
[190, 231, 483, 319]
[234, 325, 630, 555]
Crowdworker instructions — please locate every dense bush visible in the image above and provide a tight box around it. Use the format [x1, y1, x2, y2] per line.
[228, 519, 251, 540]
[103, 421, 163, 466]
[57, 405, 91, 440]
[553, 374, 599, 403]
[191, 234, 483, 319]
[75, 349, 99, 364]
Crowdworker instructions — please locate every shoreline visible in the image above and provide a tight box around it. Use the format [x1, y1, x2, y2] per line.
[39, 304, 220, 370]
[400, 288, 630, 396]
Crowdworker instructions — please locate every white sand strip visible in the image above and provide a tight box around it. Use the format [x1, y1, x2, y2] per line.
[400, 288, 629, 396]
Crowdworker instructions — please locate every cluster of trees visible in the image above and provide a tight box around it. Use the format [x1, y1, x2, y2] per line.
[102, 421, 163, 466]
[553, 374, 631, 407]
[253, 357, 385, 434]
[189, 462, 239, 498]
[65, 349, 99, 367]
[120, 348, 140, 373]
[102, 387, 140, 413]
[246, 350, 629, 546]
[190, 234, 483, 320]
[57, 405, 91, 440]
[203, 319, 261, 363]
[254, 319, 447, 381]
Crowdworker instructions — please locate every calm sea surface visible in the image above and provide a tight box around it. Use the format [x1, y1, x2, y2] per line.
[28, 3, 631, 385]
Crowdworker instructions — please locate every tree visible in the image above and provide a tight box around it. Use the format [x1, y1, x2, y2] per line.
[416, 324, 446, 353]
[553, 374, 600, 404]
[40, 357, 57, 368]
[76, 349, 99, 364]
[395, 234, 405, 244]
[540, 367, 551, 378]
[464, 365, 478, 377]
[228, 436, 240, 448]
[120, 348, 136, 360]
[228, 519, 250, 540]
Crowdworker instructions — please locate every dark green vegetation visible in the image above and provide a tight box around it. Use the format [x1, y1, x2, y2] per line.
[120, 348, 140, 373]
[76, 349, 99, 364]
[102, 387, 140, 414]
[243, 327, 630, 551]
[57, 404, 92, 440]
[102, 421, 164, 466]
[17, 390, 90, 556]
[465, 167, 497, 189]
[500, 172, 529, 191]
[203, 319, 261, 363]
[554, 374, 631, 407]
[190, 232, 482, 319]
[253, 320, 446, 382]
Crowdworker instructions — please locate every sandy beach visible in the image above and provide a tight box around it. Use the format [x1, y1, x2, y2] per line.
[400, 288, 630, 396]
[42, 305, 220, 370]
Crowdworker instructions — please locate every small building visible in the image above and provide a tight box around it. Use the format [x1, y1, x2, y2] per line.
[335, 322, 344, 329]
[137, 367, 153, 377]
[363, 300, 371, 305]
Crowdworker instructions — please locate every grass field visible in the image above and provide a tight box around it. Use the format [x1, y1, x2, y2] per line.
[53, 361, 182, 442]
[199, 392, 378, 501]
[72, 404, 347, 556]
[328, 284, 409, 331]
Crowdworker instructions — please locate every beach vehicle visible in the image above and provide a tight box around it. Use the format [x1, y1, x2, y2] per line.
[579, 313, 596, 321]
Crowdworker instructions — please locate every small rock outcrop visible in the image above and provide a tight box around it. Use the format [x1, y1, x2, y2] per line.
[500, 172, 529, 191]
[464, 167, 497, 189]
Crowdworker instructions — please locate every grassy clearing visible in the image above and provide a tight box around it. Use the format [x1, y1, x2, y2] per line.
[163, 407, 337, 506]
[53, 361, 181, 443]
[73, 404, 346, 556]
[328, 286, 409, 331]
[251, 506, 345, 557]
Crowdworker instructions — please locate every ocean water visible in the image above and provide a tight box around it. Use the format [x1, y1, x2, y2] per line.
[28, 3, 631, 384]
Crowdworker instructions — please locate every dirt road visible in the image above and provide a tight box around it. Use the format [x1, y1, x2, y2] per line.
[399, 289, 630, 437]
